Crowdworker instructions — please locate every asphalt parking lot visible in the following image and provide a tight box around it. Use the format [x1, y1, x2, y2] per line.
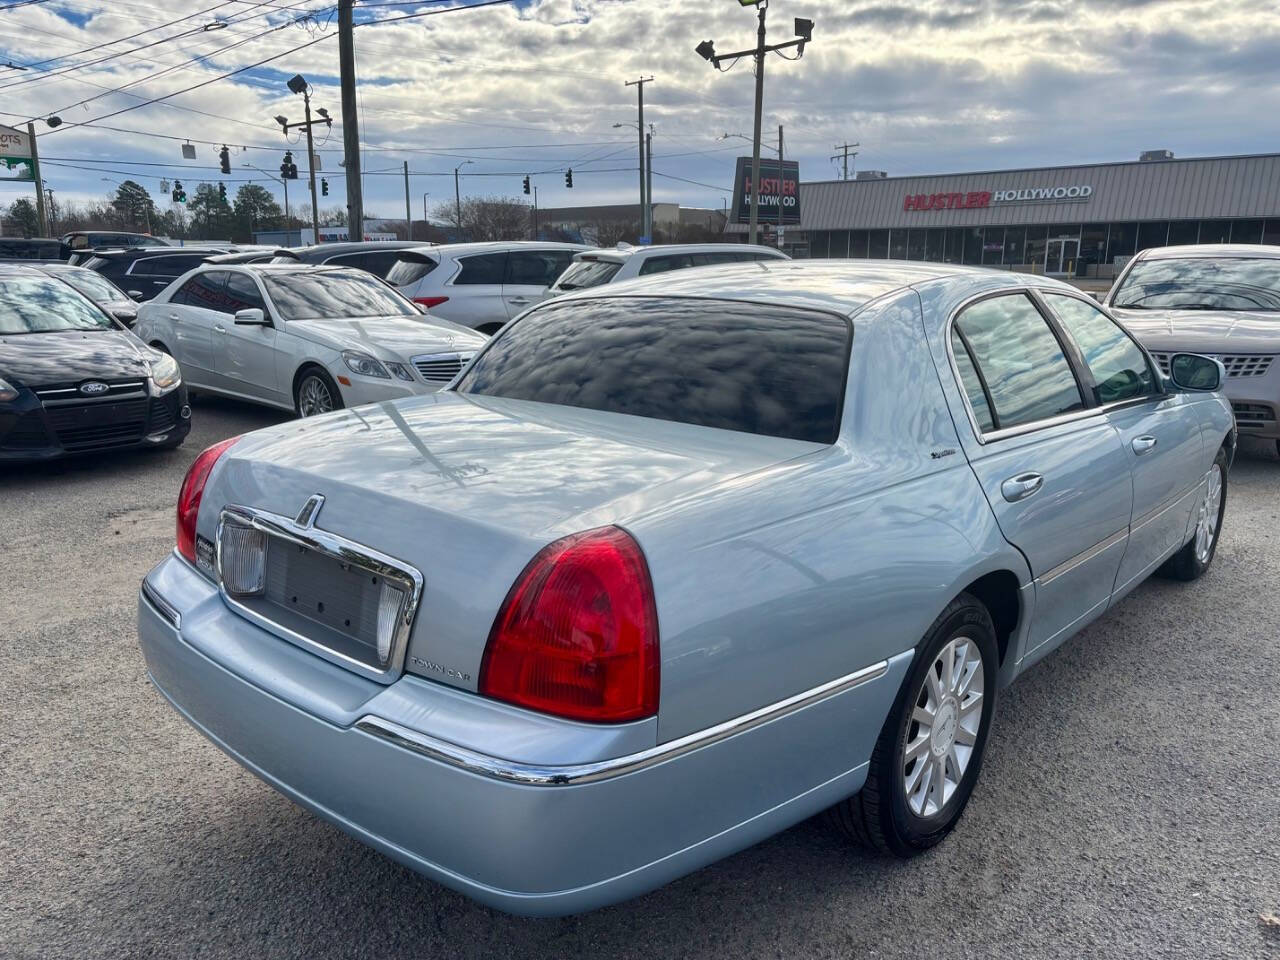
[2, 395, 1278, 960]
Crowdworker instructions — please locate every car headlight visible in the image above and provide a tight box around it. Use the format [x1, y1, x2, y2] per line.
[383, 360, 415, 382]
[0, 374, 17, 403]
[149, 352, 181, 391]
[342, 350, 390, 379]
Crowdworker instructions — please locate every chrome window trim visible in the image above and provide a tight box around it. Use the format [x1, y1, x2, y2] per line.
[355, 655, 895, 787]
[215, 504, 424, 684]
[140, 578, 181, 629]
[944, 286, 1167, 446]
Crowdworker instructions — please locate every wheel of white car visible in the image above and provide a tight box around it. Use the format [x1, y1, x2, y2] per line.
[294, 368, 344, 419]
[830, 592, 998, 857]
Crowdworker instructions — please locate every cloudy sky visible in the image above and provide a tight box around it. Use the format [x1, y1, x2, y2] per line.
[0, 0, 1277, 224]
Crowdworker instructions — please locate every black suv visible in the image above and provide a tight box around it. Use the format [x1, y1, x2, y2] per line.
[80, 248, 230, 301]
[271, 240, 426, 279]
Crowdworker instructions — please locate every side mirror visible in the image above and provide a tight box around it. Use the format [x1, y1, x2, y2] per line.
[1169, 353, 1224, 392]
[234, 308, 268, 326]
[127, 290, 144, 301]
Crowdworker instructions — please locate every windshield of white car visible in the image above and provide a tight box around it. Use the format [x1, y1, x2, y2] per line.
[554, 259, 622, 290]
[456, 297, 852, 444]
[1112, 257, 1280, 311]
[0, 276, 115, 334]
[263, 272, 418, 321]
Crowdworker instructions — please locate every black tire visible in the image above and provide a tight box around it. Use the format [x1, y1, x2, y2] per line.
[1157, 445, 1229, 581]
[829, 593, 999, 857]
[293, 367, 344, 419]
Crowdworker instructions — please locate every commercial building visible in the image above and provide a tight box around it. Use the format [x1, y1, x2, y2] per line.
[757, 152, 1280, 278]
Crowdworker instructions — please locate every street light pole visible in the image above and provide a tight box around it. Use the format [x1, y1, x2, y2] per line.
[302, 88, 320, 242]
[422, 192, 429, 226]
[748, 2, 766, 245]
[454, 160, 472, 237]
[624, 76, 653, 240]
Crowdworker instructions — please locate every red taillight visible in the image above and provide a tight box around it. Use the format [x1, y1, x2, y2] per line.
[413, 296, 449, 309]
[479, 526, 660, 723]
[176, 437, 240, 565]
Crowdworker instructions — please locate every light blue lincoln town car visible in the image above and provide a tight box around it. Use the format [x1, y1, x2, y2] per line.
[138, 260, 1235, 916]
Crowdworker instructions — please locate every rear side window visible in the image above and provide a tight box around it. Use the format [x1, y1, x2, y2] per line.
[360, 250, 404, 278]
[505, 250, 574, 287]
[455, 252, 506, 285]
[457, 297, 851, 444]
[952, 294, 1084, 432]
[554, 259, 621, 290]
[132, 255, 204, 277]
[386, 255, 438, 286]
[173, 271, 230, 311]
[638, 254, 694, 276]
[1044, 293, 1156, 405]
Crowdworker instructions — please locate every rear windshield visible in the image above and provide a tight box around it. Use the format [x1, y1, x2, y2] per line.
[1112, 257, 1280, 311]
[554, 258, 621, 290]
[386, 255, 439, 287]
[0, 239, 63, 260]
[456, 297, 851, 444]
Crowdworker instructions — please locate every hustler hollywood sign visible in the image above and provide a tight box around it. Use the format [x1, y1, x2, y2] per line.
[903, 184, 1093, 212]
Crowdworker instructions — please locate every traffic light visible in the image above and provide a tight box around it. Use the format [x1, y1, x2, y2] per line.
[564, 168, 573, 188]
[219, 145, 230, 175]
[172, 180, 186, 203]
[218, 182, 227, 202]
[522, 175, 530, 195]
[281, 151, 298, 180]
[321, 178, 328, 197]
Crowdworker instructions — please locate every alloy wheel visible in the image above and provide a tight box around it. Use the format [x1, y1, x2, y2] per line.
[1194, 464, 1223, 564]
[902, 636, 985, 818]
[298, 376, 334, 417]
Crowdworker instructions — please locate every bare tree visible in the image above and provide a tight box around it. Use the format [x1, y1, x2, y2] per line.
[431, 195, 531, 242]
[586, 220, 641, 247]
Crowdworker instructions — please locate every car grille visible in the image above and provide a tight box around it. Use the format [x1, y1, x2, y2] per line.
[1148, 352, 1274, 378]
[0, 412, 50, 450]
[411, 352, 473, 383]
[1231, 402, 1276, 427]
[45, 398, 149, 449]
[148, 395, 177, 433]
[33, 378, 148, 403]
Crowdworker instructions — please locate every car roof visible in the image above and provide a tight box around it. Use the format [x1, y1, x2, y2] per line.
[89, 245, 230, 258]
[1138, 243, 1280, 260]
[572, 242, 787, 262]
[285, 240, 425, 258]
[552, 258, 1062, 316]
[398, 241, 588, 259]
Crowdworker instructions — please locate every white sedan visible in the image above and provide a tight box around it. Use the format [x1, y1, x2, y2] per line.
[135, 264, 487, 417]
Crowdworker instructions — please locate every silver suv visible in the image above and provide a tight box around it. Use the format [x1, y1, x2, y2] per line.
[1107, 243, 1280, 455]
[547, 243, 788, 295]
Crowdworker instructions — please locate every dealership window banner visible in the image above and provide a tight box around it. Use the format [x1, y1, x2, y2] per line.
[733, 157, 801, 225]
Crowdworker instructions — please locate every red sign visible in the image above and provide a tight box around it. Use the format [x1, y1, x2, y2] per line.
[903, 192, 991, 211]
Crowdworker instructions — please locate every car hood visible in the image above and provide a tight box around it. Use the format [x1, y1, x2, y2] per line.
[286, 315, 486, 362]
[0, 328, 153, 388]
[1111, 307, 1280, 352]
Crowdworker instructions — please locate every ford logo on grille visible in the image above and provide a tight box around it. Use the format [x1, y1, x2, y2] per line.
[79, 381, 110, 395]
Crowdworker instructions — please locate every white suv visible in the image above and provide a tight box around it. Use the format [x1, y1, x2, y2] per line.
[546, 243, 788, 296]
[385, 241, 587, 334]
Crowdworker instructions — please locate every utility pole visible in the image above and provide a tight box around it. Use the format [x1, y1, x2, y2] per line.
[777, 123, 784, 242]
[624, 76, 653, 241]
[532, 185, 538, 240]
[645, 131, 653, 241]
[338, 0, 363, 240]
[831, 141, 859, 181]
[277, 76, 331, 243]
[26, 122, 47, 236]
[695, 5, 812, 246]
[403, 160, 411, 241]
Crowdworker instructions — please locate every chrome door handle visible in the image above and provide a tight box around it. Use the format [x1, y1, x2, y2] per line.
[1131, 435, 1158, 455]
[507, 297, 533, 305]
[213, 323, 226, 334]
[1001, 472, 1044, 503]
[168, 313, 180, 321]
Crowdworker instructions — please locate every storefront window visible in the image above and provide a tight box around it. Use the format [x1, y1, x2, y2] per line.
[829, 230, 850, 257]
[868, 230, 889, 258]
[922, 229, 943, 262]
[1264, 221, 1280, 246]
[1002, 227, 1026, 266]
[1024, 226, 1048, 271]
[1167, 221, 1199, 246]
[962, 228, 984, 266]
[1136, 221, 1170, 251]
[848, 231, 869, 257]
[809, 231, 830, 258]
[944, 229, 966, 263]
[1107, 223, 1137, 261]
[1080, 224, 1107, 272]
[983, 227, 1005, 265]
[889, 229, 908, 259]
[906, 229, 925, 260]
[1231, 220, 1264, 244]
[1198, 220, 1231, 244]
